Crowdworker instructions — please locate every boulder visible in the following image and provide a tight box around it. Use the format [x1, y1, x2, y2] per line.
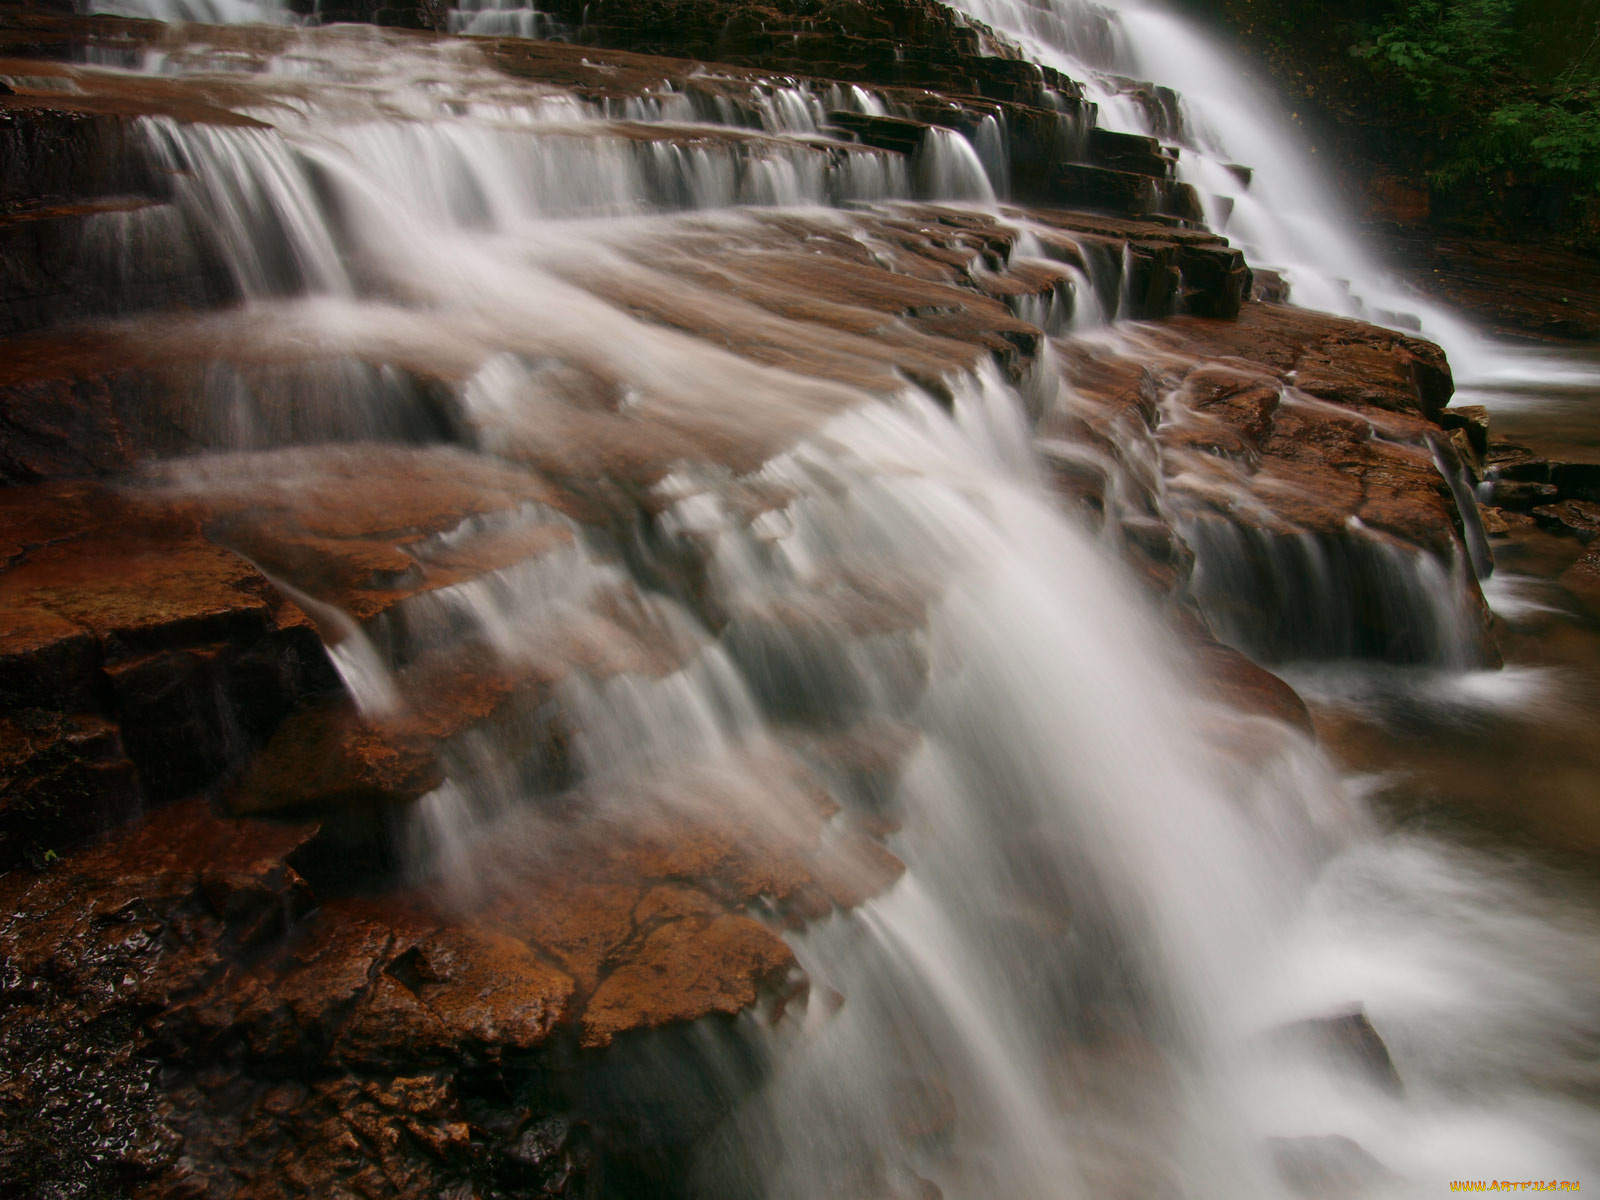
[1186, 635, 1314, 734]
[1274, 1008, 1402, 1094]
[1531, 499, 1600, 542]
[1269, 1134, 1395, 1199]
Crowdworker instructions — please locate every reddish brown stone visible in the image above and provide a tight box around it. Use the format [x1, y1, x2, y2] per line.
[580, 909, 797, 1047]
[0, 769, 897, 1196]
[0, 484, 337, 860]
[1186, 636, 1314, 735]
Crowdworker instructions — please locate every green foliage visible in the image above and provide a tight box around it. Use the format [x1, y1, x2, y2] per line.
[1352, 0, 1516, 110]
[1482, 86, 1600, 180]
[1350, 0, 1600, 204]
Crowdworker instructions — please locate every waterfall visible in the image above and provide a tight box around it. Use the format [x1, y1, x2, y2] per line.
[914, 127, 999, 204]
[20, 10, 1600, 1199]
[84, 0, 295, 22]
[934, 0, 1600, 389]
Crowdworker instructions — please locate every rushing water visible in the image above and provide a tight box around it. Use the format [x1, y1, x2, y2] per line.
[38, 3, 1600, 1197]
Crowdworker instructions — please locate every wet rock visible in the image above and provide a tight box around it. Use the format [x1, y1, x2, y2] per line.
[1186, 636, 1314, 734]
[1477, 504, 1532, 537]
[1551, 461, 1600, 504]
[0, 757, 899, 1198]
[1176, 241, 1253, 319]
[0, 708, 139, 867]
[1269, 1135, 1395, 1199]
[526, 0, 1058, 102]
[1021, 209, 1252, 320]
[1494, 479, 1561, 512]
[0, 97, 161, 210]
[0, 799, 316, 1197]
[1439, 403, 1489, 458]
[0, 483, 338, 864]
[310, 0, 448, 29]
[827, 110, 936, 156]
[1485, 442, 1550, 482]
[1276, 1008, 1403, 1095]
[1445, 427, 1484, 480]
[1293, 336, 1451, 423]
[1049, 303, 1493, 664]
[1052, 163, 1202, 222]
[0, 360, 167, 483]
[1085, 127, 1174, 178]
[151, 444, 569, 629]
[580, 908, 797, 1047]
[1532, 499, 1600, 543]
[233, 644, 567, 817]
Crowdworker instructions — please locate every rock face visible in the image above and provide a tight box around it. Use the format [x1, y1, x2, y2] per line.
[1042, 301, 1495, 664]
[0, 481, 338, 867]
[0, 775, 898, 1197]
[1387, 233, 1600, 344]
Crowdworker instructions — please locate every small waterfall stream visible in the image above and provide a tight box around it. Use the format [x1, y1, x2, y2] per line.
[31, 6, 1600, 1197]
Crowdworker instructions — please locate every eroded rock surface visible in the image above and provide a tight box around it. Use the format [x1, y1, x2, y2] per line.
[1043, 302, 1495, 664]
[1, 767, 899, 1197]
[0, 481, 337, 866]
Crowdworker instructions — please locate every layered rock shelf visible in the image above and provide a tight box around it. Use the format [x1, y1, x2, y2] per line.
[0, 4, 1509, 1197]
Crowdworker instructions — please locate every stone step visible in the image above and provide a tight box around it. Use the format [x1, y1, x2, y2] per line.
[230, 641, 567, 818]
[1048, 163, 1204, 223]
[1085, 127, 1174, 179]
[825, 109, 931, 155]
[0, 92, 162, 207]
[0, 197, 232, 338]
[0, 479, 340, 866]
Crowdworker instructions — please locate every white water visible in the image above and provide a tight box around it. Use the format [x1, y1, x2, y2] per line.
[937, 0, 1591, 389]
[85, 0, 294, 23]
[27, 12, 1600, 1200]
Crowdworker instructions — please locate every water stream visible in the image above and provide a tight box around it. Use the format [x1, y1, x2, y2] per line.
[36, 2, 1600, 1196]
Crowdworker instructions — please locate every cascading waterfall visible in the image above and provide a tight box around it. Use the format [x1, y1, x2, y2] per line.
[28, 11, 1600, 1200]
[937, 0, 1600, 391]
[74, 0, 1600, 379]
[84, 0, 294, 23]
[449, 0, 562, 39]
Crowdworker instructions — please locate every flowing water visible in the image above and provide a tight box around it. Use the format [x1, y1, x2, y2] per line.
[33, 2, 1600, 1196]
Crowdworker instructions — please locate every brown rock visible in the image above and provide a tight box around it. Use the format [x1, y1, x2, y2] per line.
[1532, 498, 1600, 543]
[232, 644, 565, 816]
[1056, 302, 1493, 664]
[0, 483, 337, 861]
[1275, 1008, 1402, 1095]
[1187, 637, 1314, 735]
[0, 708, 138, 866]
[580, 910, 797, 1047]
[1560, 541, 1600, 609]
